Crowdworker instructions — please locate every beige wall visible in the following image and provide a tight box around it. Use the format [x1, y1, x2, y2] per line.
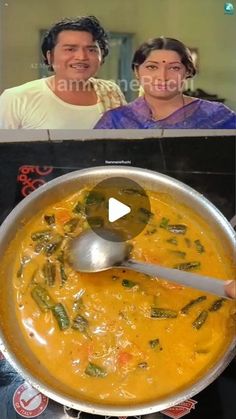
[1, 0, 236, 110]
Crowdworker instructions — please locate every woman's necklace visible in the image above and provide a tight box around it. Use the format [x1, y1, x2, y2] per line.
[151, 94, 186, 122]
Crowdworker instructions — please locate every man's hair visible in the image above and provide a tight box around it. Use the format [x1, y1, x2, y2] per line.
[41, 16, 109, 69]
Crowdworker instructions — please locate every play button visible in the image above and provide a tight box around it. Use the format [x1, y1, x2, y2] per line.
[108, 198, 131, 222]
[85, 177, 151, 241]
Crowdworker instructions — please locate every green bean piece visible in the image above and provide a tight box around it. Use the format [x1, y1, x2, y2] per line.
[160, 217, 169, 228]
[85, 192, 105, 206]
[44, 234, 63, 256]
[31, 285, 55, 312]
[166, 237, 178, 245]
[31, 230, 52, 241]
[184, 238, 192, 248]
[87, 216, 104, 228]
[118, 311, 126, 320]
[60, 263, 67, 285]
[138, 207, 154, 223]
[57, 251, 64, 264]
[139, 208, 153, 217]
[85, 362, 107, 377]
[52, 303, 70, 330]
[73, 298, 84, 312]
[195, 349, 209, 354]
[42, 261, 56, 286]
[44, 242, 59, 255]
[181, 296, 207, 314]
[44, 214, 55, 225]
[17, 263, 24, 278]
[34, 242, 46, 253]
[73, 201, 84, 214]
[72, 315, 89, 332]
[122, 279, 137, 288]
[121, 188, 146, 196]
[209, 298, 226, 312]
[72, 289, 85, 314]
[63, 218, 79, 233]
[174, 261, 201, 271]
[167, 224, 187, 234]
[145, 228, 157, 236]
[30, 270, 38, 285]
[151, 308, 178, 319]
[17, 256, 30, 278]
[194, 239, 205, 253]
[160, 218, 187, 234]
[127, 243, 134, 254]
[192, 310, 208, 330]
[33, 231, 62, 255]
[149, 338, 163, 350]
[169, 250, 186, 259]
[137, 362, 148, 369]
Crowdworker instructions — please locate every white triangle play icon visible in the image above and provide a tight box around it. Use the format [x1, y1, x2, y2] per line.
[108, 197, 131, 223]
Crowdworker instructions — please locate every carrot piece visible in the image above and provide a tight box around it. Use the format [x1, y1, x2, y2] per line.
[55, 210, 72, 225]
[142, 251, 161, 264]
[117, 351, 133, 366]
[161, 280, 184, 290]
[71, 343, 94, 367]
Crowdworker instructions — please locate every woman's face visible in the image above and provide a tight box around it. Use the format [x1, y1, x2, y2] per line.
[136, 49, 187, 99]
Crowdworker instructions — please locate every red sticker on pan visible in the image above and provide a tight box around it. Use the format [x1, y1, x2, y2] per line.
[162, 399, 198, 418]
[13, 382, 48, 417]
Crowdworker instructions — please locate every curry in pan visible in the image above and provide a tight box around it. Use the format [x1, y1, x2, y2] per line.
[11, 187, 235, 404]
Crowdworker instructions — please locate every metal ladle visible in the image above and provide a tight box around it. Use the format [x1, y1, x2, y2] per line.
[67, 229, 233, 299]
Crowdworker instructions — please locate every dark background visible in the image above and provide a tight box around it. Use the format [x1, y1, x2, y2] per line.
[0, 136, 235, 223]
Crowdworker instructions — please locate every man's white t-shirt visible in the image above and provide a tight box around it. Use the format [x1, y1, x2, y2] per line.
[0, 77, 125, 129]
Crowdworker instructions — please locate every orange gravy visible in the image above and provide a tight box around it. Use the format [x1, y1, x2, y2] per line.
[11, 188, 235, 404]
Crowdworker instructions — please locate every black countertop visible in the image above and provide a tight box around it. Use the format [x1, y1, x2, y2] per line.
[0, 136, 235, 419]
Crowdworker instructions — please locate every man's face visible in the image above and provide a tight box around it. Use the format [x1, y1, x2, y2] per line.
[47, 30, 102, 82]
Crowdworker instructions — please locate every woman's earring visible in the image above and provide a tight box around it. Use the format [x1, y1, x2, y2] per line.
[135, 73, 139, 82]
[46, 51, 51, 65]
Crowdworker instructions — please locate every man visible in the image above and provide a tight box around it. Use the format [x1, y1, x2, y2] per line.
[0, 16, 126, 129]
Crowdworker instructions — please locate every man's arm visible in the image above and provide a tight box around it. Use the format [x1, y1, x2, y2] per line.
[111, 83, 127, 106]
[0, 90, 22, 128]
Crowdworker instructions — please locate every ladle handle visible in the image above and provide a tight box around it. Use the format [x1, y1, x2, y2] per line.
[122, 260, 231, 299]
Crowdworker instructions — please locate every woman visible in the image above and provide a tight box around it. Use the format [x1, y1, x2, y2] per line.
[95, 37, 236, 129]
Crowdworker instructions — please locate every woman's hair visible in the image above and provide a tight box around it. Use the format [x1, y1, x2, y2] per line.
[132, 37, 196, 78]
[41, 16, 109, 69]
